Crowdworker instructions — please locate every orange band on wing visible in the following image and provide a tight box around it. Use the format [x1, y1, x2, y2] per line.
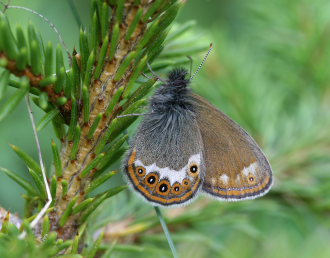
[128, 150, 137, 166]
[127, 150, 201, 205]
[203, 175, 271, 198]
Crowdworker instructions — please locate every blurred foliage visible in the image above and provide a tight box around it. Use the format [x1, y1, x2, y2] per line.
[0, 0, 330, 257]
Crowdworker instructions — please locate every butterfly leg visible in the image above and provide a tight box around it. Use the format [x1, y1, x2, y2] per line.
[186, 55, 193, 79]
[116, 113, 151, 118]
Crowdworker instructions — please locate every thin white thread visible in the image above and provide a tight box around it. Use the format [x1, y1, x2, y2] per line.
[0, 2, 71, 63]
[190, 43, 213, 81]
[19, 95, 53, 239]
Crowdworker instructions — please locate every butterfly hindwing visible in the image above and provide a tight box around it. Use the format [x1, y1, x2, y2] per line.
[125, 109, 205, 206]
[193, 94, 273, 201]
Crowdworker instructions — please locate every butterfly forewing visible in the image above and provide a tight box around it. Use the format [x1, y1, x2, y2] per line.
[193, 94, 273, 201]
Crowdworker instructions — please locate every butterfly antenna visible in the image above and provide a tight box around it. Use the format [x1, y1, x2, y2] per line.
[0, 2, 72, 64]
[147, 62, 167, 83]
[186, 55, 193, 79]
[190, 43, 213, 81]
[19, 95, 52, 239]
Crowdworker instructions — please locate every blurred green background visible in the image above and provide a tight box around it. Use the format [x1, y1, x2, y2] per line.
[1, 0, 330, 257]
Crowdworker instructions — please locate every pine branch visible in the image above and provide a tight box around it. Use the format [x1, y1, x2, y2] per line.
[48, 0, 184, 241]
[0, 0, 208, 255]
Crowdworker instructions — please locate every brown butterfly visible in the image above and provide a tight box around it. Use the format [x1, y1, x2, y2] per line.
[124, 67, 273, 207]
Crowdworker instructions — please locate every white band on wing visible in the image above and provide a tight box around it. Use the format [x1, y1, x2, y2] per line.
[134, 153, 202, 185]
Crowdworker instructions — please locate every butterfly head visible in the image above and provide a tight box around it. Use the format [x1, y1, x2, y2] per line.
[150, 67, 193, 112]
[167, 67, 190, 88]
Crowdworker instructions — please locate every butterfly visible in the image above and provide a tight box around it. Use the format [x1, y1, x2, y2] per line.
[124, 65, 273, 207]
